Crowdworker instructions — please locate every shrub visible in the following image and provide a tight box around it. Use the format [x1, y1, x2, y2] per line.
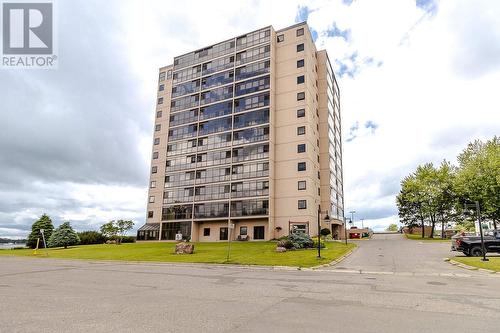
[78, 231, 107, 245]
[288, 233, 314, 249]
[277, 239, 294, 249]
[120, 236, 136, 243]
[320, 228, 331, 237]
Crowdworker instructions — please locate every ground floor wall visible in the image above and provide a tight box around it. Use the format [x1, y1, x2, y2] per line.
[140, 216, 346, 242]
[193, 219, 269, 242]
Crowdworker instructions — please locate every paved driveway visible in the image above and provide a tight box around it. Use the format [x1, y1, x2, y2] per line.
[329, 233, 462, 275]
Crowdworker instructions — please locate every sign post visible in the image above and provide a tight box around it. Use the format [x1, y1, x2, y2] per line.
[226, 222, 234, 261]
[40, 228, 48, 256]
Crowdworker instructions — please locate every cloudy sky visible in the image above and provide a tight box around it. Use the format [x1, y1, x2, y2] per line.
[1, 0, 499, 238]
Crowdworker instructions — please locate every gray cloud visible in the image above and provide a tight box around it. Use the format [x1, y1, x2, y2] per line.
[0, 1, 153, 237]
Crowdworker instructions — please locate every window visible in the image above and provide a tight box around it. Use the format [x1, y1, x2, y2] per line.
[297, 92, 305, 101]
[298, 162, 306, 171]
[159, 84, 165, 91]
[297, 28, 304, 36]
[254, 226, 265, 240]
[277, 34, 284, 42]
[159, 72, 166, 81]
[152, 166, 157, 173]
[167, 70, 172, 79]
[148, 211, 154, 218]
[297, 109, 305, 118]
[240, 226, 248, 236]
[150, 181, 156, 188]
[297, 75, 304, 84]
[220, 227, 228, 240]
[152, 152, 159, 159]
[156, 111, 162, 118]
[297, 43, 304, 52]
[154, 138, 160, 145]
[297, 59, 304, 68]
[297, 144, 306, 153]
[298, 200, 307, 209]
[203, 228, 210, 236]
[149, 196, 155, 203]
[157, 97, 163, 104]
[155, 124, 161, 131]
[298, 181, 306, 190]
[297, 126, 305, 135]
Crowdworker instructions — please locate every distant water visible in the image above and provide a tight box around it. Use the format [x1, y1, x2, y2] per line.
[0, 243, 27, 249]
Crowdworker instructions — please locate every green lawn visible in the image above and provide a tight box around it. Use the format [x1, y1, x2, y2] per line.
[0, 241, 356, 268]
[453, 257, 500, 272]
[405, 234, 450, 242]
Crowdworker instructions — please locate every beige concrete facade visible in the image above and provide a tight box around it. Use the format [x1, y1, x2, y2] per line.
[138, 22, 344, 242]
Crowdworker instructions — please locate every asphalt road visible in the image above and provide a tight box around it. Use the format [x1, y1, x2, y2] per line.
[1, 234, 500, 333]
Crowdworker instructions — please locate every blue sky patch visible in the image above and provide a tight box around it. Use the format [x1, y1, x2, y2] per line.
[295, 5, 311, 22]
[365, 120, 379, 133]
[326, 22, 351, 41]
[416, 0, 438, 15]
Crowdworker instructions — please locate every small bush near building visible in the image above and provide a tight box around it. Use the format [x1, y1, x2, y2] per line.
[320, 228, 331, 237]
[276, 233, 315, 251]
[120, 236, 136, 243]
[78, 231, 107, 245]
[277, 239, 294, 249]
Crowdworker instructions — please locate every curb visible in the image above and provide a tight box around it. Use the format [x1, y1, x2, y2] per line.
[311, 244, 358, 270]
[446, 258, 498, 275]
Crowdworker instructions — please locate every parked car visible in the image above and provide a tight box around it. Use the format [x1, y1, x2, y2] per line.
[451, 230, 500, 256]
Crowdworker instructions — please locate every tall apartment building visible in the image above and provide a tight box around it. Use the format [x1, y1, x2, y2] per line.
[137, 22, 344, 242]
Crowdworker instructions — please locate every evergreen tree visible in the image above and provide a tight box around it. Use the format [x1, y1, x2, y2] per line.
[48, 222, 80, 249]
[27, 214, 54, 248]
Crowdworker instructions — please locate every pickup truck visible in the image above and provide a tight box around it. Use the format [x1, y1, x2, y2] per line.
[452, 230, 500, 256]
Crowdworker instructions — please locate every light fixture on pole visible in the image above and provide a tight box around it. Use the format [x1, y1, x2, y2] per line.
[349, 211, 356, 227]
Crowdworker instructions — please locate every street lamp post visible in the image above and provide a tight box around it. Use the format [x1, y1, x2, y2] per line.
[317, 207, 330, 259]
[343, 217, 348, 245]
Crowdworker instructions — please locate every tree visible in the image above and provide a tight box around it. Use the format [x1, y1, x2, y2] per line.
[397, 162, 457, 238]
[100, 220, 134, 244]
[455, 137, 500, 229]
[397, 174, 426, 237]
[27, 214, 54, 248]
[100, 222, 119, 241]
[116, 220, 134, 244]
[386, 224, 398, 232]
[48, 222, 80, 249]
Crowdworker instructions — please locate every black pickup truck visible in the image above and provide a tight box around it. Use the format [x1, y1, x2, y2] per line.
[452, 230, 500, 256]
